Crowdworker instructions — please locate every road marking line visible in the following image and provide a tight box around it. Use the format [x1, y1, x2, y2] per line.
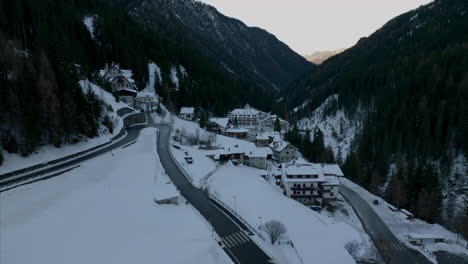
[233, 232, 247, 243]
[232, 233, 245, 244]
[230, 234, 243, 245]
[222, 237, 234, 248]
[239, 232, 250, 241]
[226, 235, 239, 247]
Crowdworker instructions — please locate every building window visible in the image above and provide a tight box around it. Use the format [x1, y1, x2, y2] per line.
[330, 192, 334, 196]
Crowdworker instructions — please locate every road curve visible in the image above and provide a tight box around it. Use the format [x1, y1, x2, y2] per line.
[0, 124, 146, 191]
[154, 123, 273, 264]
[340, 183, 431, 264]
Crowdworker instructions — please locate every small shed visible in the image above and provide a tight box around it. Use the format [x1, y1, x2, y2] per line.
[407, 233, 445, 246]
[154, 184, 181, 205]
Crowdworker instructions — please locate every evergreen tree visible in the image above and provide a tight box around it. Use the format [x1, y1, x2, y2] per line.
[199, 110, 207, 128]
[274, 117, 281, 132]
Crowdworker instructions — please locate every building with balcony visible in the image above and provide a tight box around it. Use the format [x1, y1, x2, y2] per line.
[280, 162, 343, 207]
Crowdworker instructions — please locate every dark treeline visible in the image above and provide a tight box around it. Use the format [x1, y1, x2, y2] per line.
[285, 126, 335, 164]
[284, 0, 468, 231]
[0, 0, 275, 160]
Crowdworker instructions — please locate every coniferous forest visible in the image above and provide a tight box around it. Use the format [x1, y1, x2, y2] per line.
[0, 0, 276, 158]
[284, 0, 468, 232]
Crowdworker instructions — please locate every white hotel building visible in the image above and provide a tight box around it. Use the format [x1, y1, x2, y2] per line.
[281, 162, 343, 207]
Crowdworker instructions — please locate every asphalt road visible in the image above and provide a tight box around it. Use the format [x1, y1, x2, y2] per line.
[154, 123, 273, 264]
[340, 184, 433, 264]
[435, 251, 468, 264]
[0, 123, 146, 190]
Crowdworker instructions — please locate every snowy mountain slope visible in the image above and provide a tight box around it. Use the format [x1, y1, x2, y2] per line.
[296, 95, 365, 162]
[0, 128, 232, 264]
[0, 81, 125, 175]
[121, 0, 313, 91]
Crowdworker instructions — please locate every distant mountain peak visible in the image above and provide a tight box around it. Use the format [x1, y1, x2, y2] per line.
[303, 48, 346, 64]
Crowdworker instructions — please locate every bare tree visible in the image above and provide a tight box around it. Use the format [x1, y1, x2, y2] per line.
[263, 220, 287, 244]
[345, 241, 361, 257]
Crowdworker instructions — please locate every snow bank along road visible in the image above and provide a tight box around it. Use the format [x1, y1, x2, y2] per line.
[154, 124, 273, 264]
[340, 184, 431, 264]
[0, 114, 147, 191]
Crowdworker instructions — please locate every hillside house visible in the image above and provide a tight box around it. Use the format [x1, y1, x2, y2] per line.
[269, 140, 297, 162]
[110, 76, 136, 92]
[244, 148, 273, 169]
[116, 88, 138, 105]
[100, 63, 138, 105]
[259, 115, 290, 132]
[135, 91, 158, 112]
[255, 132, 281, 147]
[207, 118, 231, 134]
[280, 162, 342, 207]
[407, 234, 445, 246]
[179, 107, 195, 120]
[209, 146, 246, 164]
[223, 128, 248, 139]
[228, 104, 268, 128]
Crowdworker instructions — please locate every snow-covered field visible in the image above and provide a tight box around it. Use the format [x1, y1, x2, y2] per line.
[318, 194, 380, 261]
[0, 128, 231, 264]
[340, 177, 468, 261]
[207, 163, 364, 264]
[0, 81, 126, 175]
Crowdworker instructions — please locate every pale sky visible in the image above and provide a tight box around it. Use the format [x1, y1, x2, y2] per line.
[197, 0, 433, 55]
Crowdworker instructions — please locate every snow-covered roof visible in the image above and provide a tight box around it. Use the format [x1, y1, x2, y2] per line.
[225, 128, 248, 133]
[322, 164, 344, 177]
[407, 233, 442, 240]
[269, 141, 296, 152]
[100, 63, 136, 85]
[284, 163, 322, 176]
[120, 70, 135, 84]
[180, 107, 195, 114]
[136, 90, 157, 99]
[323, 176, 340, 186]
[256, 132, 281, 141]
[229, 108, 261, 116]
[209, 118, 230, 128]
[117, 88, 138, 94]
[245, 147, 273, 158]
[154, 183, 180, 201]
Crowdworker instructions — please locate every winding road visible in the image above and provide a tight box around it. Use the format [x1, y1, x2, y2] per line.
[0, 115, 146, 191]
[154, 122, 273, 264]
[340, 183, 468, 264]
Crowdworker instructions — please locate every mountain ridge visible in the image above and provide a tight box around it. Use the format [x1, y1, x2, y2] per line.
[119, 0, 313, 91]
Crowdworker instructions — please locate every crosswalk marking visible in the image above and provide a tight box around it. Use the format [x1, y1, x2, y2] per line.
[380, 241, 406, 252]
[233, 233, 248, 243]
[221, 231, 251, 248]
[229, 234, 241, 246]
[226, 236, 238, 247]
[222, 237, 234, 248]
